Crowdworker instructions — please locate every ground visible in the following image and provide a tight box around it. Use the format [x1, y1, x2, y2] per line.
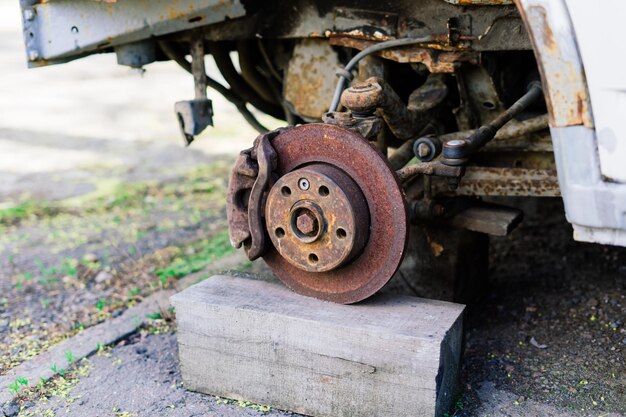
[0, 3, 624, 417]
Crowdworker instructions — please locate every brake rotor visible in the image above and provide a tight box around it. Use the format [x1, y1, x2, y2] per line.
[263, 123, 408, 304]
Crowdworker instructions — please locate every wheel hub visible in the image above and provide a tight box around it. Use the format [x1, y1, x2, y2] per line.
[266, 164, 370, 273]
[262, 123, 409, 304]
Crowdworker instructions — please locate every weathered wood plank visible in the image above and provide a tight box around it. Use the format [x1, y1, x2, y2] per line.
[450, 204, 523, 236]
[172, 275, 465, 417]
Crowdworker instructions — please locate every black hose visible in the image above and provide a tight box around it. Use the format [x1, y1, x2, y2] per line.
[208, 42, 285, 120]
[239, 40, 296, 125]
[158, 41, 268, 134]
[237, 40, 277, 103]
[257, 39, 283, 83]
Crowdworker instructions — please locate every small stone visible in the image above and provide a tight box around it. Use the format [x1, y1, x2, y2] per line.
[568, 387, 577, 394]
[587, 298, 598, 307]
[83, 253, 98, 263]
[94, 271, 113, 284]
[622, 337, 626, 345]
[2, 402, 20, 417]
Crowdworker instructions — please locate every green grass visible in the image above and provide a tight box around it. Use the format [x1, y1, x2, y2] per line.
[155, 230, 234, 282]
[0, 161, 231, 228]
[0, 200, 57, 226]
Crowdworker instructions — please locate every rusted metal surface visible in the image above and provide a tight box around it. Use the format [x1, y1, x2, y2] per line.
[265, 164, 369, 273]
[322, 112, 383, 141]
[408, 74, 449, 112]
[460, 65, 506, 125]
[284, 39, 342, 120]
[246, 134, 277, 260]
[444, 114, 548, 143]
[263, 124, 408, 304]
[515, 0, 593, 128]
[340, 76, 447, 141]
[396, 162, 464, 182]
[340, 82, 383, 114]
[454, 167, 560, 196]
[226, 130, 280, 261]
[21, 0, 245, 67]
[329, 37, 479, 73]
[378, 75, 446, 140]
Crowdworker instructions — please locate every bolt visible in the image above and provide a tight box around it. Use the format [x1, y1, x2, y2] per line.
[23, 9, 35, 21]
[298, 178, 310, 191]
[28, 50, 39, 61]
[417, 143, 431, 159]
[296, 212, 318, 235]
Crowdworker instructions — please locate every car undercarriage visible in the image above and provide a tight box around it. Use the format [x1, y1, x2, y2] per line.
[19, 0, 623, 303]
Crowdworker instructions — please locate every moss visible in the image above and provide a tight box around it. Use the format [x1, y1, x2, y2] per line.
[155, 231, 234, 282]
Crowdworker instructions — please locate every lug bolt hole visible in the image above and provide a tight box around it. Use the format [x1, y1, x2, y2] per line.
[298, 178, 310, 191]
[275, 227, 285, 238]
[281, 186, 291, 197]
[318, 185, 329, 197]
[308, 253, 319, 264]
[336, 228, 347, 239]
[482, 101, 496, 109]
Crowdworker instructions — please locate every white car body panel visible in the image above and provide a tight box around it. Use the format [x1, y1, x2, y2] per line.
[565, 0, 626, 183]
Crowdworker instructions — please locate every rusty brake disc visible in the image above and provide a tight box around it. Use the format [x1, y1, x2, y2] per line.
[262, 123, 408, 304]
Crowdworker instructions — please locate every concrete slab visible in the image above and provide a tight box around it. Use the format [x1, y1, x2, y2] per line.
[171, 275, 465, 417]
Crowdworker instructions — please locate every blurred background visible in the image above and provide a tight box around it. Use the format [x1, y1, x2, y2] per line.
[0, 2, 274, 406]
[0, 1, 276, 206]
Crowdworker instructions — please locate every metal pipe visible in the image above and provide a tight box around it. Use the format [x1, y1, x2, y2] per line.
[252, 39, 297, 125]
[237, 41, 276, 104]
[442, 81, 543, 165]
[191, 38, 207, 100]
[440, 114, 548, 143]
[414, 114, 548, 162]
[396, 161, 463, 182]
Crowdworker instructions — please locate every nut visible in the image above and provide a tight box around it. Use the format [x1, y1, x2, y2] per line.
[296, 212, 318, 235]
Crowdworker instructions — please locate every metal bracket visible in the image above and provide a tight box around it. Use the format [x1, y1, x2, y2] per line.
[175, 38, 213, 145]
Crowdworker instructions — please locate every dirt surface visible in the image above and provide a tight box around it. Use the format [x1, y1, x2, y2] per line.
[6, 332, 295, 417]
[461, 200, 625, 417]
[8, 201, 623, 417]
[0, 162, 237, 378]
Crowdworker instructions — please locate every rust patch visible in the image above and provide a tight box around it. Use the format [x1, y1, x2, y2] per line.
[515, 1, 593, 128]
[430, 241, 445, 257]
[265, 164, 370, 273]
[284, 39, 341, 119]
[329, 37, 478, 73]
[454, 167, 560, 196]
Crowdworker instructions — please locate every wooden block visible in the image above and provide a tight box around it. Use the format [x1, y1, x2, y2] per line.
[171, 275, 465, 417]
[450, 204, 523, 236]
